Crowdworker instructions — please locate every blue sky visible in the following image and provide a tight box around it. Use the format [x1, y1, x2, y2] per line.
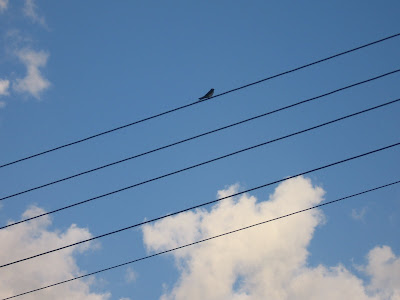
[0, 1, 399, 299]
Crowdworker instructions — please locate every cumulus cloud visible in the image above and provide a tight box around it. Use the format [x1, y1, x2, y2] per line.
[0, 0, 8, 13]
[13, 49, 50, 99]
[364, 246, 400, 299]
[0, 206, 111, 300]
[23, 0, 46, 27]
[142, 176, 400, 300]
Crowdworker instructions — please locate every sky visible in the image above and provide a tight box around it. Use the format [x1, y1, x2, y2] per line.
[0, 1, 399, 299]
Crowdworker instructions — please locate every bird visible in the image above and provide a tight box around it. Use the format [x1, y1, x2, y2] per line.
[198, 88, 214, 100]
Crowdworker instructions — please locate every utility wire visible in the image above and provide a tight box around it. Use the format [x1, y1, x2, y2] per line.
[1, 138, 400, 269]
[1, 32, 399, 170]
[1, 69, 399, 202]
[3, 179, 399, 300]
[1, 99, 399, 231]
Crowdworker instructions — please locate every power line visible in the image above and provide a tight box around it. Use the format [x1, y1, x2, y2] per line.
[2, 69, 398, 202]
[1, 32, 399, 170]
[1, 137, 399, 268]
[3, 179, 399, 300]
[1, 99, 399, 231]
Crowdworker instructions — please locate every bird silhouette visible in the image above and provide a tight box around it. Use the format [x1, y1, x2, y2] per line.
[198, 88, 214, 100]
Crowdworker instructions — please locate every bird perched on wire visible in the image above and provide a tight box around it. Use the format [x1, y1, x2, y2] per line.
[198, 88, 214, 100]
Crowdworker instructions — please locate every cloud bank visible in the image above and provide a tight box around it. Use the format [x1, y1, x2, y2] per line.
[142, 177, 400, 300]
[0, 206, 110, 300]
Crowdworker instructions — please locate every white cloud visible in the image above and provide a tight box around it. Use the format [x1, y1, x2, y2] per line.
[364, 246, 400, 299]
[0, 79, 10, 96]
[125, 267, 138, 283]
[0, 0, 8, 13]
[13, 49, 50, 99]
[142, 176, 400, 300]
[0, 206, 111, 300]
[0, 80, 6, 107]
[5, 29, 33, 49]
[23, 0, 46, 27]
[351, 207, 368, 221]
